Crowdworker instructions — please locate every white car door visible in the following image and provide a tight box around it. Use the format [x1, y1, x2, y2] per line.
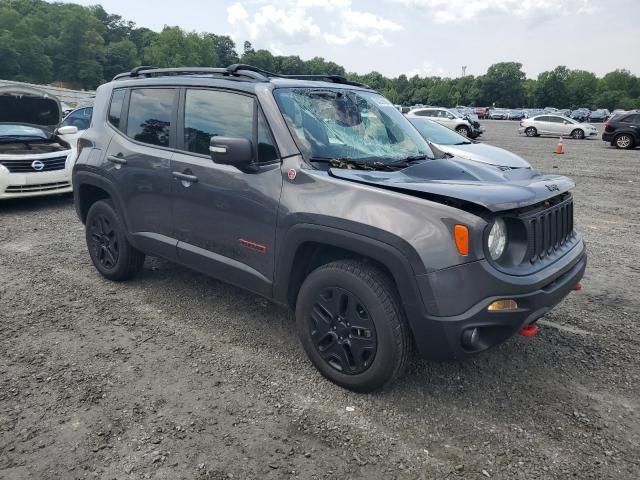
[438, 110, 457, 129]
[534, 116, 553, 134]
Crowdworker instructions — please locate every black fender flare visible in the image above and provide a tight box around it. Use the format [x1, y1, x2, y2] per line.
[273, 223, 435, 334]
[73, 169, 137, 245]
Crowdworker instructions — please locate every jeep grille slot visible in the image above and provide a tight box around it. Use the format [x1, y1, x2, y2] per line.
[0, 156, 68, 173]
[524, 196, 574, 264]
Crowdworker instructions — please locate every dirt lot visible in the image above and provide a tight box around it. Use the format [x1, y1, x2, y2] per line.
[1, 120, 639, 479]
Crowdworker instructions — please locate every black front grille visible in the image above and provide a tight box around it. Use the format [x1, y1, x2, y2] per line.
[522, 196, 574, 264]
[0, 156, 68, 173]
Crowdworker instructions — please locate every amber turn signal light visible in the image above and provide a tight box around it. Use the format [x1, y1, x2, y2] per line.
[453, 225, 469, 256]
[487, 299, 519, 311]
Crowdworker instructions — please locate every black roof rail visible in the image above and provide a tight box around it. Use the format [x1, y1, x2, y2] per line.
[113, 64, 370, 88]
[226, 64, 370, 88]
[112, 66, 269, 82]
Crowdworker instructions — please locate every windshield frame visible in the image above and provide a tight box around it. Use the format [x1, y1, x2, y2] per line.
[272, 86, 435, 168]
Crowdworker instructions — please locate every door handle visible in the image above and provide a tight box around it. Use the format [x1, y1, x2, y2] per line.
[172, 171, 199, 183]
[107, 155, 127, 165]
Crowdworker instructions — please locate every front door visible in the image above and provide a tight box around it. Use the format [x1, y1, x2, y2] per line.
[171, 88, 283, 296]
[105, 87, 177, 257]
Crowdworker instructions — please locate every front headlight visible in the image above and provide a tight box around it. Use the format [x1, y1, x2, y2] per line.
[488, 218, 507, 260]
[0, 163, 9, 175]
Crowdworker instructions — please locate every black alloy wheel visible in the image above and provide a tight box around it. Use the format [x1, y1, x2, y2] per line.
[89, 214, 119, 269]
[309, 286, 377, 375]
[84, 200, 145, 281]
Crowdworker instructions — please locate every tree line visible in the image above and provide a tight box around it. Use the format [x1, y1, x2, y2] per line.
[1, 0, 639, 111]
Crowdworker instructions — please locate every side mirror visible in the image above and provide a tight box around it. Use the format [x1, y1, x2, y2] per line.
[447, 115, 455, 119]
[57, 125, 79, 135]
[210, 136, 253, 169]
[563, 121, 569, 125]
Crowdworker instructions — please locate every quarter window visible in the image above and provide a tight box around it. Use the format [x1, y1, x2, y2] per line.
[257, 110, 278, 163]
[126, 89, 175, 147]
[184, 89, 254, 156]
[108, 90, 125, 130]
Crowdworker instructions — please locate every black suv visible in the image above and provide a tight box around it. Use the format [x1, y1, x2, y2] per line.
[602, 111, 640, 149]
[73, 65, 586, 392]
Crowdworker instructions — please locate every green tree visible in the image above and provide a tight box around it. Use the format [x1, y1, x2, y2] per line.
[210, 34, 238, 66]
[535, 66, 570, 108]
[103, 39, 139, 80]
[478, 62, 526, 107]
[566, 70, 598, 108]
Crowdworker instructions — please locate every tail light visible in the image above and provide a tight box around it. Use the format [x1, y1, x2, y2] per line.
[603, 121, 609, 131]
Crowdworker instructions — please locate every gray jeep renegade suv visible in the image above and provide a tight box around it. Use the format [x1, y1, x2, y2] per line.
[73, 65, 586, 392]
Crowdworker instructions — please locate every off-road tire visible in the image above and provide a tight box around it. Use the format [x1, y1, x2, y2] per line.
[85, 200, 145, 281]
[295, 260, 411, 392]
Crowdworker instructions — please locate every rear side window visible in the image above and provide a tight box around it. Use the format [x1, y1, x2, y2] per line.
[622, 114, 640, 124]
[108, 90, 125, 130]
[126, 89, 176, 147]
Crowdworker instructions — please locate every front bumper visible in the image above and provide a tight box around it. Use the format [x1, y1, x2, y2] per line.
[410, 241, 587, 360]
[0, 168, 73, 199]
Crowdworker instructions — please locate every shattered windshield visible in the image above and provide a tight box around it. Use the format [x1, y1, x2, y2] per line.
[274, 88, 434, 168]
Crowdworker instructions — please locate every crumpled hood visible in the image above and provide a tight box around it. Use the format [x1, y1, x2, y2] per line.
[437, 142, 531, 169]
[329, 157, 574, 212]
[0, 86, 61, 130]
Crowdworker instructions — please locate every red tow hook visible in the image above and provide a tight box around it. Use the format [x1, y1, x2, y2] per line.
[573, 282, 582, 291]
[519, 324, 539, 337]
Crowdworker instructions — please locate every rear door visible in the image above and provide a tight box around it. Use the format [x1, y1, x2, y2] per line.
[534, 116, 554, 134]
[170, 87, 283, 296]
[104, 87, 177, 258]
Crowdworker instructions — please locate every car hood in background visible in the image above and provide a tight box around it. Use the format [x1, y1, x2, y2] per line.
[0, 86, 62, 130]
[436, 142, 531, 169]
[329, 157, 574, 212]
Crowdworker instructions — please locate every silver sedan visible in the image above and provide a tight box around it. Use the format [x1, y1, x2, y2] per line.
[518, 114, 598, 139]
[408, 117, 531, 169]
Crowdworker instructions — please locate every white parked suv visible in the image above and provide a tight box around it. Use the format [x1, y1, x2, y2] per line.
[0, 86, 79, 199]
[406, 107, 480, 138]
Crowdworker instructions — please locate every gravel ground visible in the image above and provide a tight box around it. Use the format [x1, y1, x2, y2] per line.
[1, 120, 639, 480]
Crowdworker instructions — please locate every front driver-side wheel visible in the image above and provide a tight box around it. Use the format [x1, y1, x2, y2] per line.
[85, 200, 145, 281]
[295, 260, 411, 392]
[571, 129, 585, 140]
[525, 127, 538, 137]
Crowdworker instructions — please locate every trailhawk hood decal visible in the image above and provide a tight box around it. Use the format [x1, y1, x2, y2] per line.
[0, 86, 62, 130]
[329, 157, 574, 212]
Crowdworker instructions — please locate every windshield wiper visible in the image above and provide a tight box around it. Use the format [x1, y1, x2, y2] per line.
[310, 156, 390, 170]
[454, 141, 472, 145]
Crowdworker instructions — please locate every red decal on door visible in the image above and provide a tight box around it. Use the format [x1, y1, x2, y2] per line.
[239, 239, 267, 254]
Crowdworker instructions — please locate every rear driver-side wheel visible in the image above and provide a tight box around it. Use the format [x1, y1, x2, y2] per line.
[85, 200, 145, 281]
[614, 134, 635, 149]
[295, 260, 411, 392]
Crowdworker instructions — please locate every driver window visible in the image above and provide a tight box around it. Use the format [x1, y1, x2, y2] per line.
[183, 89, 254, 156]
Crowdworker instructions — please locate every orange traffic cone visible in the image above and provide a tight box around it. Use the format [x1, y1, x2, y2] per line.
[554, 136, 565, 154]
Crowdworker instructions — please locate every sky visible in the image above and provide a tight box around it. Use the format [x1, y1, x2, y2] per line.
[59, 0, 640, 79]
